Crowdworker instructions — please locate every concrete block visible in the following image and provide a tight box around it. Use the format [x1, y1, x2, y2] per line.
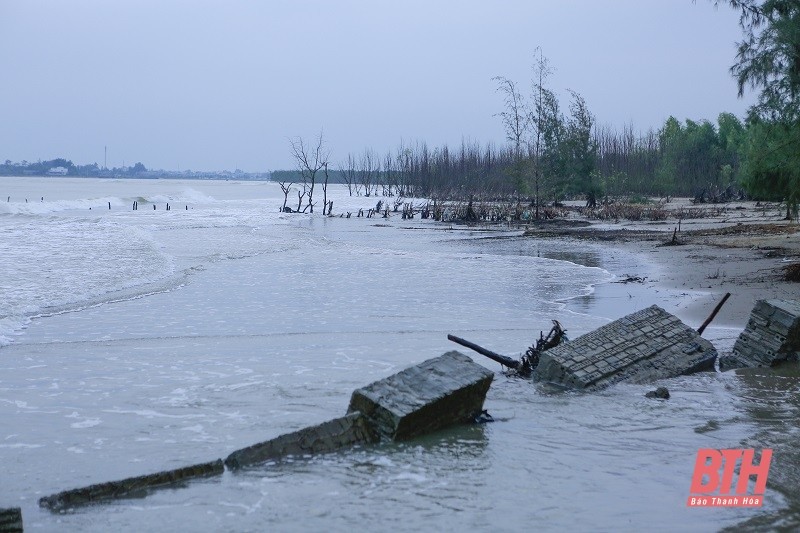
[0, 508, 22, 533]
[347, 351, 494, 440]
[534, 305, 717, 390]
[39, 459, 224, 511]
[225, 412, 379, 469]
[724, 299, 800, 370]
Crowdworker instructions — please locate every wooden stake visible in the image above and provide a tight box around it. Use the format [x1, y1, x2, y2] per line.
[697, 292, 731, 336]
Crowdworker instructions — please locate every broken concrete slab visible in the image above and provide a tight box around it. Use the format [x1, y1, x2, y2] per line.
[720, 299, 800, 371]
[0, 508, 23, 533]
[534, 305, 717, 390]
[37, 351, 495, 510]
[347, 350, 494, 440]
[39, 459, 224, 511]
[225, 412, 379, 469]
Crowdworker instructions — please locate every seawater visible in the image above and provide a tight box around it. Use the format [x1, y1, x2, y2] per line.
[0, 177, 796, 532]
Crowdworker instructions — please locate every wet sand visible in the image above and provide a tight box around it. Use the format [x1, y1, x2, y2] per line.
[523, 204, 800, 333]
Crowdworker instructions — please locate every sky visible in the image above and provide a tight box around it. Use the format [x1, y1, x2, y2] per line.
[0, 0, 756, 172]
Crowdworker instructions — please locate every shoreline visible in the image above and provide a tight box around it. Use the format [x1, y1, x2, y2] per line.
[526, 218, 800, 345]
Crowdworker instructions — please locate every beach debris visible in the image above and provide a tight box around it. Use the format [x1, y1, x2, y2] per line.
[447, 335, 524, 371]
[225, 413, 379, 470]
[645, 387, 670, 400]
[39, 460, 224, 511]
[448, 321, 566, 378]
[450, 303, 727, 391]
[449, 293, 735, 391]
[0, 507, 23, 533]
[347, 351, 494, 441]
[40, 351, 494, 508]
[535, 306, 717, 390]
[784, 263, 800, 282]
[719, 299, 800, 371]
[613, 275, 647, 284]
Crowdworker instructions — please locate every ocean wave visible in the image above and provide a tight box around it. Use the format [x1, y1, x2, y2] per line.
[0, 217, 176, 347]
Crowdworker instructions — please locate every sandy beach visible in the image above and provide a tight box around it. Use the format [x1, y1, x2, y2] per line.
[524, 200, 800, 335]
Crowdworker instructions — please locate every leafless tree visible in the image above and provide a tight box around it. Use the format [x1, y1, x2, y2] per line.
[321, 162, 332, 215]
[289, 131, 329, 213]
[339, 153, 359, 196]
[493, 76, 530, 159]
[278, 179, 293, 211]
[528, 48, 554, 218]
[358, 148, 380, 197]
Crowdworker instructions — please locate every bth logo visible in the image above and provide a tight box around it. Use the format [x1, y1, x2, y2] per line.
[687, 448, 772, 507]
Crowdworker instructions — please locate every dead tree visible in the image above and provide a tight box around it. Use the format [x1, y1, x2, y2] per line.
[278, 180, 293, 212]
[321, 162, 330, 215]
[290, 132, 329, 213]
[358, 148, 380, 197]
[339, 153, 359, 196]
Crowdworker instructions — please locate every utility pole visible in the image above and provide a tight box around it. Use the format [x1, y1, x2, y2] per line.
[104, 146, 107, 170]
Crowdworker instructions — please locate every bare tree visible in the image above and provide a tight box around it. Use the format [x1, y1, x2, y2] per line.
[339, 153, 359, 196]
[493, 76, 530, 158]
[321, 162, 332, 215]
[290, 131, 329, 213]
[529, 48, 554, 219]
[358, 148, 380, 197]
[382, 151, 395, 196]
[278, 179, 293, 212]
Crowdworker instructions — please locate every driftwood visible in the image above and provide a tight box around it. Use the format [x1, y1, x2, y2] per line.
[447, 321, 567, 378]
[447, 335, 520, 370]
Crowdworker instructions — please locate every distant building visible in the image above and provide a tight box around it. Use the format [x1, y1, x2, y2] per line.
[47, 166, 68, 176]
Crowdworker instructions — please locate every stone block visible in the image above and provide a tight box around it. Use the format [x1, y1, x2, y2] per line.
[534, 305, 717, 390]
[225, 412, 379, 469]
[0, 508, 22, 533]
[722, 299, 800, 370]
[347, 351, 494, 441]
[39, 459, 224, 511]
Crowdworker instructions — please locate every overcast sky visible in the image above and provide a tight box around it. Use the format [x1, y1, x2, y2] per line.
[0, 0, 755, 171]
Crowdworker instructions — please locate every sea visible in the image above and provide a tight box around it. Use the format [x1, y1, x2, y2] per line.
[0, 177, 797, 532]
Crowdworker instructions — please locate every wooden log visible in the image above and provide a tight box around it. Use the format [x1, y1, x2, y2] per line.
[697, 292, 731, 336]
[447, 334, 520, 369]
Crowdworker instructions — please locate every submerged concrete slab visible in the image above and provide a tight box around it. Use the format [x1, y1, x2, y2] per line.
[720, 299, 800, 370]
[37, 351, 496, 511]
[347, 351, 494, 440]
[225, 412, 379, 469]
[534, 305, 717, 390]
[39, 459, 224, 511]
[0, 508, 23, 533]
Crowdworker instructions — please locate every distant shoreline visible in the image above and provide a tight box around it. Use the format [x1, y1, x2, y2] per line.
[0, 173, 272, 182]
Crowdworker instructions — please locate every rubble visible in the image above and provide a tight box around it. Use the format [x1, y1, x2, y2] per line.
[0, 508, 23, 533]
[39, 460, 224, 511]
[39, 351, 493, 509]
[719, 299, 800, 370]
[533, 305, 717, 390]
[348, 351, 494, 440]
[225, 412, 379, 469]
[645, 387, 670, 400]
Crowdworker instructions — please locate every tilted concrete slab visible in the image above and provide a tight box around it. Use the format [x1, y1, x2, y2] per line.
[39, 459, 224, 511]
[37, 351, 495, 510]
[225, 412, 379, 469]
[720, 299, 800, 370]
[347, 351, 494, 440]
[533, 305, 717, 390]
